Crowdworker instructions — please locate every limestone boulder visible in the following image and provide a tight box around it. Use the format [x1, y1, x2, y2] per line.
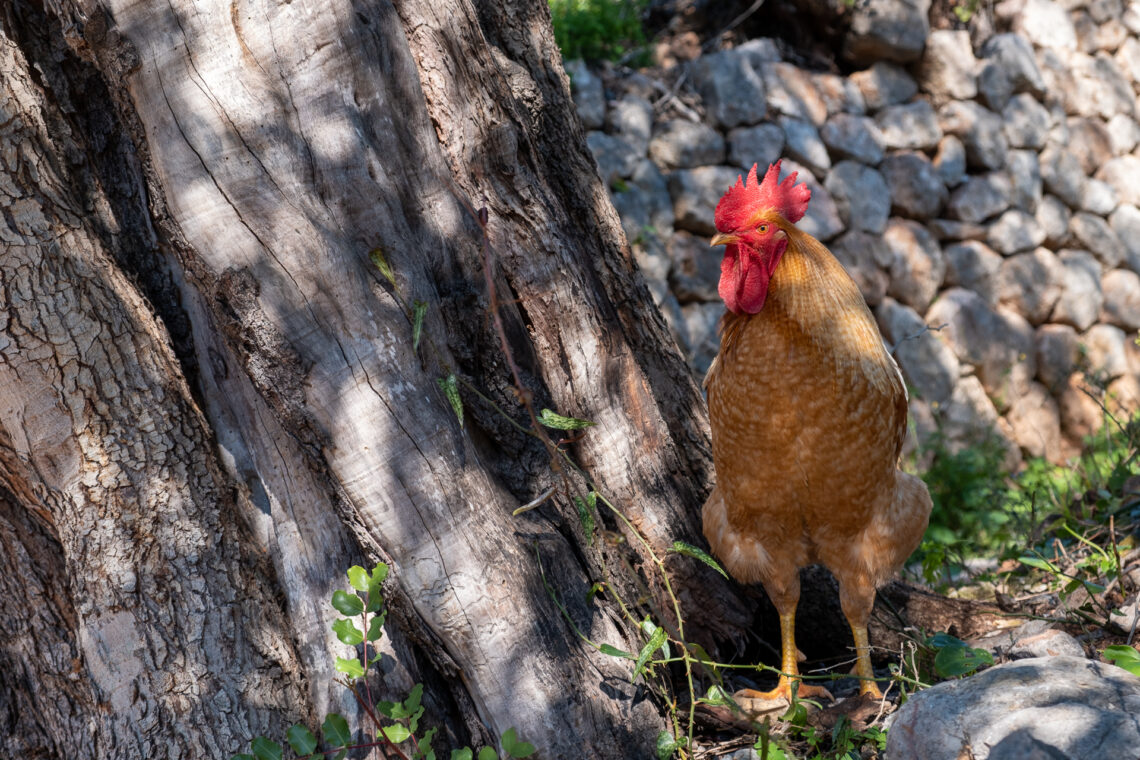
[1006, 150, 1042, 213]
[947, 172, 1013, 223]
[987, 209, 1046, 254]
[831, 230, 892, 305]
[649, 120, 726, 170]
[726, 124, 786, 171]
[1039, 143, 1087, 209]
[926, 288, 1036, 410]
[944, 240, 1003, 305]
[667, 230, 720, 303]
[606, 95, 654, 155]
[778, 159, 845, 241]
[885, 218, 946, 312]
[843, 0, 931, 64]
[1036, 324, 1080, 393]
[917, 30, 978, 103]
[762, 62, 829, 126]
[1014, 0, 1079, 50]
[565, 59, 605, 129]
[877, 297, 961, 404]
[668, 166, 744, 236]
[939, 100, 1009, 171]
[881, 152, 948, 220]
[1108, 204, 1140, 273]
[933, 135, 967, 188]
[1001, 93, 1051, 150]
[1005, 381, 1066, 462]
[1036, 194, 1072, 248]
[887, 657, 1140, 760]
[1100, 268, 1140, 330]
[1096, 155, 1140, 207]
[690, 49, 768, 129]
[779, 116, 831, 176]
[819, 113, 885, 165]
[681, 302, 724, 376]
[1082, 323, 1131, 380]
[824, 161, 891, 234]
[875, 101, 944, 150]
[996, 247, 1064, 325]
[586, 132, 641, 185]
[850, 61, 918, 110]
[980, 33, 1047, 95]
[1053, 250, 1105, 331]
[1071, 212, 1126, 268]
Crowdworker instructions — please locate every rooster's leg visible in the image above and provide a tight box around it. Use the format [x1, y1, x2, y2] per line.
[839, 575, 883, 698]
[735, 606, 833, 706]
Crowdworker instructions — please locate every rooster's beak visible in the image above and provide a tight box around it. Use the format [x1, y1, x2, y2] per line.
[710, 232, 739, 247]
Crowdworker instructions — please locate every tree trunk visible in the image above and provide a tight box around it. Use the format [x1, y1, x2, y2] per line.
[0, 0, 756, 757]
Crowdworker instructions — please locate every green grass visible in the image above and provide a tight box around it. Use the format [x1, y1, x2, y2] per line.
[549, 0, 651, 64]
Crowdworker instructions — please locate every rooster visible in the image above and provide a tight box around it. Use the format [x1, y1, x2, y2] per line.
[702, 162, 932, 702]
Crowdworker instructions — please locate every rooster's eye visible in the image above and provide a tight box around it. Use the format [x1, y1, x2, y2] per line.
[758, 224, 769, 234]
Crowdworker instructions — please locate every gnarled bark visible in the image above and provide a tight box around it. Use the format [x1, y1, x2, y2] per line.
[0, 0, 755, 757]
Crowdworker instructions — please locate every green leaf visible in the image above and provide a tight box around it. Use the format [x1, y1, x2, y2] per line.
[370, 248, 396, 287]
[377, 700, 397, 719]
[669, 541, 728, 579]
[537, 408, 596, 430]
[500, 728, 535, 758]
[382, 723, 411, 744]
[450, 750, 474, 760]
[438, 374, 463, 427]
[333, 751, 347, 760]
[1104, 645, 1140, 676]
[332, 618, 364, 646]
[574, 496, 595, 545]
[413, 301, 427, 351]
[599, 643, 635, 659]
[335, 656, 365, 678]
[322, 713, 352, 746]
[286, 725, 318, 755]
[367, 614, 386, 642]
[347, 565, 370, 593]
[655, 731, 679, 760]
[927, 632, 967, 650]
[700, 684, 730, 706]
[250, 737, 282, 760]
[1018, 555, 1058, 573]
[331, 589, 364, 616]
[585, 581, 604, 604]
[405, 683, 424, 712]
[633, 626, 668, 680]
[419, 727, 439, 756]
[477, 748, 498, 760]
[933, 643, 992, 678]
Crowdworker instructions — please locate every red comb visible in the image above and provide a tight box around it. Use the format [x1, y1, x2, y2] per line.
[714, 161, 812, 232]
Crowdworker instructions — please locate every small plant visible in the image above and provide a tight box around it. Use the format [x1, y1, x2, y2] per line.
[1103, 645, 1140, 676]
[232, 563, 534, 760]
[549, 0, 650, 64]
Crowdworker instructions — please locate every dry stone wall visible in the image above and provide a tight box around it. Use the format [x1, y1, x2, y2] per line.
[569, 0, 1140, 466]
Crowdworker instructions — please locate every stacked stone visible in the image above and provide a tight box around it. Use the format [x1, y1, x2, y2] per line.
[570, 0, 1140, 465]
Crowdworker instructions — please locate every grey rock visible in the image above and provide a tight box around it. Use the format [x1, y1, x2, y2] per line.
[1073, 9, 1099, 53]
[987, 209, 1046, 254]
[980, 33, 1047, 95]
[947, 172, 1013, 223]
[1014, 0, 1079, 50]
[667, 230, 719, 303]
[1088, 0, 1123, 24]
[1079, 179, 1118, 216]
[917, 30, 978, 103]
[778, 159, 845, 241]
[565, 59, 605, 129]
[1071, 212, 1126, 268]
[1007, 627, 1086, 659]
[735, 38, 782, 67]
[887, 657, 1140, 760]
[977, 60, 1013, 112]
[1115, 37, 1140, 86]
[1002, 94, 1051, 150]
[1096, 18, 1129, 52]
[726, 124, 785, 171]
[1036, 194, 1072, 247]
[936, 374, 1015, 458]
[850, 61, 918, 110]
[934, 135, 967, 188]
[813, 71, 867, 119]
[939, 100, 1009, 171]
[668, 166, 744, 236]
[1007, 150, 1042, 212]
[1005, 381, 1066, 461]
[1096, 155, 1140, 207]
[926, 287, 1036, 407]
[878, 297, 960, 404]
[1036, 323, 1081, 392]
[1105, 113, 1140, 156]
[630, 160, 675, 234]
[690, 49, 768, 129]
[881, 152, 948, 221]
[819, 113, 885, 165]
[586, 132, 641, 185]
[997, 247, 1064, 325]
[1053, 250, 1105, 331]
[1101, 268, 1140, 330]
[1125, 3, 1140, 33]
[929, 219, 989, 242]
[1039, 144, 1088, 208]
[843, 0, 931, 64]
[761, 62, 828, 126]
[830, 230, 892, 305]
[885, 218, 945, 311]
[682, 302, 726, 376]
[606, 95, 654, 155]
[779, 116, 830, 176]
[944, 240, 1003, 304]
[1108, 204, 1140, 273]
[1070, 52, 1136, 120]
[1083, 323, 1130, 379]
[1067, 117, 1114, 176]
[630, 230, 671, 296]
[649, 120, 726, 171]
[875, 100, 943, 150]
[824, 161, 891, 234]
